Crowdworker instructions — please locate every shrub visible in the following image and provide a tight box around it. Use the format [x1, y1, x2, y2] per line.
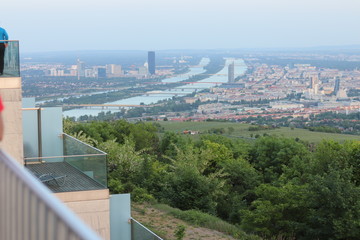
[174, 225, 186, 240]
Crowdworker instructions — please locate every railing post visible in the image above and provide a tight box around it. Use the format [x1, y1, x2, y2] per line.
[37, 108, 43, 159]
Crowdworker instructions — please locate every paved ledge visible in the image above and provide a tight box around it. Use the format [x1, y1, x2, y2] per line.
[0, 77, 21, 89]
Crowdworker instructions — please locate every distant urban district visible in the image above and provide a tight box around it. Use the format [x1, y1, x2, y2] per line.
[22, 49, 360, 135]
[22, 49, 360, 239]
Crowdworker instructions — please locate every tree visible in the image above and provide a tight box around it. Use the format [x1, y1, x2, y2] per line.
[303, 140, 360, 239]
[249, 136, 309, 183]
[162, 163, 222, 214]
[198, 134, 250, 159]
[129, 122, 159, 152]
[305, 168, 360, 239]
[69, 130, 98, 147]
[99, 137, 145, 192]
[199, 140, 234, 175]
[159, 131, 189, 161]
[240, 183, 309, 239]
[347, 141, 360, 185]
[227, 126, 235, 135]
[218, 157, 261, 222]
[161, 145, 226, 214]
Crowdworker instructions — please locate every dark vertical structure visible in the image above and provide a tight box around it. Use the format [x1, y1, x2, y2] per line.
[148, 51, 155, 75]
[310, 74, 318, 90]
[97, 68, 106, 78]
[334, 76, 340, 95]
[228, 62, 235, 83]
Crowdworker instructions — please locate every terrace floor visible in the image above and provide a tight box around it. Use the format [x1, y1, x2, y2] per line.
[26, 162, 106, 193]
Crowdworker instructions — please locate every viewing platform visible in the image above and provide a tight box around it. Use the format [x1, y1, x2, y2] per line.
[0, 40, 20, 78]
[0, 41, 21, 93]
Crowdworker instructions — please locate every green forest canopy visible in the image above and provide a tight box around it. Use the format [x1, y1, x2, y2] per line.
[65, 119, 360, 240]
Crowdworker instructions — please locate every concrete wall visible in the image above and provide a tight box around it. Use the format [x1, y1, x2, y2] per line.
[0, 77, 23, 164]
[56, 189, 111, 240]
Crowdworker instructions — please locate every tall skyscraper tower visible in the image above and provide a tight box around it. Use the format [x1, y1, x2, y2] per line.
[77, 59, 85, 80]
[310, 75, 318, 89]
[334, 76, 340, 95]
[148, 51, 155, 75]
[228, 62, 235, 83]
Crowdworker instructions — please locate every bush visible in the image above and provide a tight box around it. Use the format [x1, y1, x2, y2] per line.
[174, 225, 186, 240]
[153, 204, 261, 240]
[131, 187, 155, 203]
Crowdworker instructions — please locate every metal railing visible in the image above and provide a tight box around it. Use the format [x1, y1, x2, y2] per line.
[131, 218, 163, 240]
[0, 149, 102, 240]
[1, 40, 20, 77]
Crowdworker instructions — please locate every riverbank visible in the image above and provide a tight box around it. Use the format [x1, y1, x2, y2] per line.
[63, 57, 247, 119]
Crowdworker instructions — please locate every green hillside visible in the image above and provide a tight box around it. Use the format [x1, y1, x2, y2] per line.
[65, 119, 360, 239]
[158, 121, 360, 143]
[132, 203, 260, 240]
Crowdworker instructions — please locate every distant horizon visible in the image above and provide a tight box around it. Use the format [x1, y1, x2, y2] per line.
[21, 44, 360, 54]
[3, 0, 359, 53]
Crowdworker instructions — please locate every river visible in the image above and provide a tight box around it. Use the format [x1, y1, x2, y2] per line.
[63, 58, 247, 119]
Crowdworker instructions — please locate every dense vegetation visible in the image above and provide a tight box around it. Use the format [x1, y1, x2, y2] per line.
[64, 119, 360, 239]
[225, 111, 360, 136]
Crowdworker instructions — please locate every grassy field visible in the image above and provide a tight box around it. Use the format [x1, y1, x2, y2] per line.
[157, 121, 360, 143]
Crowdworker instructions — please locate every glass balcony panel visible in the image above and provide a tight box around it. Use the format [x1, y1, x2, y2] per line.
[23, 106, 63, 159]
[131, 218, 163, 240]
[63, 134, 107, 187]
[24, 133, 107, 189]
[63, 134, 102, 155]
[1, 41, 20, 77]
[41, 107, 64, 158]
[64, 154, 107, 187]
[23, 109, 39, 158]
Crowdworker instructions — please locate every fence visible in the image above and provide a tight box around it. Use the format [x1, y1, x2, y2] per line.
[0, 149, 102, 240]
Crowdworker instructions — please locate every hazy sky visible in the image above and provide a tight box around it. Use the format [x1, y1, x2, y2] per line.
[2, 0, 360, 52]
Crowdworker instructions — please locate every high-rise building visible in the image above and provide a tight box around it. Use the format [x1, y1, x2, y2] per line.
[334, 76, 340, 95]
[106, 64, 122, 77]
[77, 59, 85, 80]
[85, 68, 95, 78]
[310, 75, 318, 89]
[97, 67, 106, 78]
[148, 51, 155, 75]
[228, 62, 235, 83]
[309, 74, 321, 95]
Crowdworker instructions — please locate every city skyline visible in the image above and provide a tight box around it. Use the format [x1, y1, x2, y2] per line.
[1, 0, 360, 52]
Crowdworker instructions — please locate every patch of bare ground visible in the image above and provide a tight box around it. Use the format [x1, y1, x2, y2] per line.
[132, 203, 236, 240]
